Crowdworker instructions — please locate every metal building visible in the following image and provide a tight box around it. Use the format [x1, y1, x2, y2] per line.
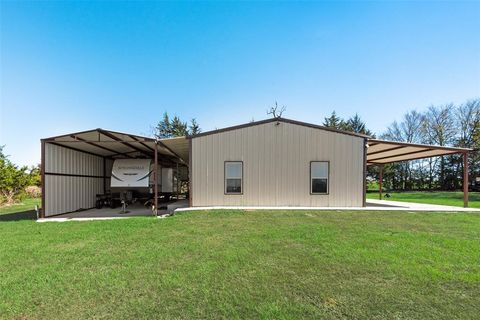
[40, 118, 472, 218]
[189, 118, 367, 207]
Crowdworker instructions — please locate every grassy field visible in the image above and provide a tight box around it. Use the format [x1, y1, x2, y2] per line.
[1, 209, 480, 319]
[0, 197, 41, 215]
[367, 191, 480, 208]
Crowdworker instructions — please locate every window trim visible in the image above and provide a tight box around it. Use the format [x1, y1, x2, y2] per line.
[310, 161, 330, 195]
[224, 161, 243, 195]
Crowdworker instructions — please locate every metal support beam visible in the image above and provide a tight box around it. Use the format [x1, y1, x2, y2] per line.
[40, 140, 46, 218]
[70, 135, 134, 158]
[463, 152, 469, 208]
[379, 165, 383, 200]
[154, 142, 159, 216]
[103, 157, 106, 194]
[188, 138, 193, 207]
[98, 129, 152, 157]
[363, 138, 367, 207]
[176, 161, 179, 199]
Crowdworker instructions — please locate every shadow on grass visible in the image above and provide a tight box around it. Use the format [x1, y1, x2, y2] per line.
[0, 210, 37, 222]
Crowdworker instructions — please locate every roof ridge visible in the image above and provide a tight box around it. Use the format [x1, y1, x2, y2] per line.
[188, 117, 369, 139]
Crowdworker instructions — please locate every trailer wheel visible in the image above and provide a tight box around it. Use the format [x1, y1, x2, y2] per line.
[95, 200, 103, 209]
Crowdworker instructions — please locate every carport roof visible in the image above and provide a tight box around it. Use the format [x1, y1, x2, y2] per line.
[366, 139, 471, 165]
[42, 128, 184, 162]
[160, 136, 189, 164]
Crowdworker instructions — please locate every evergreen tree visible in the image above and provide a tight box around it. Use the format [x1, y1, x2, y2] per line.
[154, 112, 201, 138]
[323, 111, 344, 129]
[171, 116, 188, 136]
[188, 118, 201, 135]
[155, 112, 172, 139]
[343, 114, 373, 136]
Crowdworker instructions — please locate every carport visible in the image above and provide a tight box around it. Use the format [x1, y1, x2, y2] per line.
[40, 129, 188, 218]
[366, 139, 472, 207]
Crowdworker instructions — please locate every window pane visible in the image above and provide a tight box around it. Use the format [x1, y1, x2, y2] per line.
[312, 178, 328, 194]
[226, 178, 242, 193]
[311, 162, 328, 178]
[226, 162, 242, 178]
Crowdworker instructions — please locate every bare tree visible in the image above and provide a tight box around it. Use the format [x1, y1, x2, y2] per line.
[422, 104, 456, 189]
[456, 99, 480, 188]
[379, 98, 479, 191]
[267, 101, 286, 118]
[382, 110, 425, 190]
[456, 99, 480, 148]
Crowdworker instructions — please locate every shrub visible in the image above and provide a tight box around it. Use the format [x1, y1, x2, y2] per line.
[25, 186, 42, 198]
[0, 146, 33, 205]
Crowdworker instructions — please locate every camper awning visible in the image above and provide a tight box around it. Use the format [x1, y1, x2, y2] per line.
[366, 139, 471, 165]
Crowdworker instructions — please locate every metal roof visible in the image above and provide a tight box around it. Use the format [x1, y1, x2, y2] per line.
[160, 136, 189, 163]
[366, 139, 471, 165]
[188, 117, 370, 139]
[42, 128, 180, 161]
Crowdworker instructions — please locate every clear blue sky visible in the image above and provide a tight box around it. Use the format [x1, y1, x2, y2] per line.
[1, 1, 479, 166]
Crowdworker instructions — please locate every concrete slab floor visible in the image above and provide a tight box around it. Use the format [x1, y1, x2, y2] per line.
[37, 200, 190, 222]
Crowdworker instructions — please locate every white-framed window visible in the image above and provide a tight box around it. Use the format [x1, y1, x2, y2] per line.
[311, 161, 329, 194]
[225, 161, 243, 194]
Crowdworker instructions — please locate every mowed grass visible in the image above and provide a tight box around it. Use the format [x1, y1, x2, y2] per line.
[1, 210, 480, 319]
[0, 197, 41, 215]
[367, 191, 480, 208]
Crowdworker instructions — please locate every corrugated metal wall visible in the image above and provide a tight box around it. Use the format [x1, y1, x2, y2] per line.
[105, 158, 113, 193]
[44, 143, 105, 216]
[192, 121, 365, 207]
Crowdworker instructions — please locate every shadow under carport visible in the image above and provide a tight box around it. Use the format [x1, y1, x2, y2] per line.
[0, 210, 37, 222]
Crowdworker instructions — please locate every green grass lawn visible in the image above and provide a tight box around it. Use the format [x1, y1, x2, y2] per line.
[367, 191, 480, 208]
[0, 197, 41, 215]
[1, 209, 480, 319]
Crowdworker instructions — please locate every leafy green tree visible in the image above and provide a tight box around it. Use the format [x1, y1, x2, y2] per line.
[0, 146, 31, 205]
[28, 164, 41, 187]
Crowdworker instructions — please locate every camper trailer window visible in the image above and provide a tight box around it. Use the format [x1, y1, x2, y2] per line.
[225, 161, 243, 194]
[311, 161, 329, 194]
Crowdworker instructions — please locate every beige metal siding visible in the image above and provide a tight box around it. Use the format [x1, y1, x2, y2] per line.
[191, 121, 364, 207]
[44, 143, 104, 216]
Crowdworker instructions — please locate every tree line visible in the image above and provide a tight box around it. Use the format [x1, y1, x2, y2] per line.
[374, 99, 479, 191]
[323, 98, 480, 191]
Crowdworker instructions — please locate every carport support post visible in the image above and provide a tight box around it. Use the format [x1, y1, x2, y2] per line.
[40, 139, 45, 218]
[463, 151, 469, 208]
[154, 142, 158, 216]
[379, 164, 383, 200]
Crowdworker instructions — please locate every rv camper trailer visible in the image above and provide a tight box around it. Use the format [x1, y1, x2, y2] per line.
[95, 159, 175, 210]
